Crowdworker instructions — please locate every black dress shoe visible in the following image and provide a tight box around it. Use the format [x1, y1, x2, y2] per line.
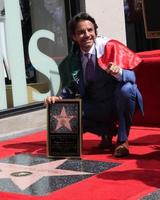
[99, 135, 113, 149]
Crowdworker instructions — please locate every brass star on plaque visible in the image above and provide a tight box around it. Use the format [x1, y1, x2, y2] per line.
[52, 106, 76, 131]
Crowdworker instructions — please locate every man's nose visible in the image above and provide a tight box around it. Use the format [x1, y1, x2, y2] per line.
[84, 31, 90, 37]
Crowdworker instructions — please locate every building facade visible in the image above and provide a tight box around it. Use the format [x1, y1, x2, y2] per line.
[0, 0, 159, 114]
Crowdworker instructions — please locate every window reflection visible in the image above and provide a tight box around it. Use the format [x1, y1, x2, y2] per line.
[0, 0, 68, 84]
[29, 0, 68, 64]
[0, 0, 11, 83]
[22, 0, 68, 82]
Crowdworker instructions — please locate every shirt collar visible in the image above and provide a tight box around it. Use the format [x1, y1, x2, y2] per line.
[81, 43, 96, 56]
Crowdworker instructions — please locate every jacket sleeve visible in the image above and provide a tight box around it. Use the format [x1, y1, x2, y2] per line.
[58, 56, 72, 88]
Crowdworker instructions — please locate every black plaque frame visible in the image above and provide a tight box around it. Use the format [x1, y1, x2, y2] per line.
[47, 99, 82, 159]
[142, 0, 160, 38]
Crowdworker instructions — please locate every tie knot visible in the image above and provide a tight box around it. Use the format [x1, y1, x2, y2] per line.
[84, 53, 90, 59]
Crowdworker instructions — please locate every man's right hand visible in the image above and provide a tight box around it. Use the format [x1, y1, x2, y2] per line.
[44, 96, 62, 105]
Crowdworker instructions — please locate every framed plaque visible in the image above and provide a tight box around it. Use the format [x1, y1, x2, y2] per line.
[142, 0, 160, 38]
[47, 99, 82, 159]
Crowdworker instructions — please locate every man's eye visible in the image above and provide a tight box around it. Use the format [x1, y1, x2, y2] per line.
[79, 31, 84, 34]
[88, 28, 93, 32]
[76, 30, 83, 35]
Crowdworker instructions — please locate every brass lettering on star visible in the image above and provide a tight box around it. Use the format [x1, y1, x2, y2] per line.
[10, 171, 32, 177]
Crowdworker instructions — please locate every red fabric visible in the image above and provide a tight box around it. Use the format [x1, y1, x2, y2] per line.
[98, 40, 142, 70]
[134, 50, 160, 125]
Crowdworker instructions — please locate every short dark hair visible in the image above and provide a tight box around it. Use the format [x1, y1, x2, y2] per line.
[68, 12, 98, 38]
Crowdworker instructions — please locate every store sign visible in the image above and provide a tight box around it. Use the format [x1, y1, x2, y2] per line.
[0, 0, 60, 109]
[28, 30, 60, 102]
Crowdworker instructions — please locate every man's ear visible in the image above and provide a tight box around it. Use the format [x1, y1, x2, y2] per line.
[71, 34, 76, 42]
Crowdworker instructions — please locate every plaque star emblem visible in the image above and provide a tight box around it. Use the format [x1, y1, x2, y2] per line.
[0, 159, 92, 190]
[53, 106, 76, 131]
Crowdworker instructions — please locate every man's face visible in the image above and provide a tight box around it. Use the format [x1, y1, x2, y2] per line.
[72, 20, 96, 52]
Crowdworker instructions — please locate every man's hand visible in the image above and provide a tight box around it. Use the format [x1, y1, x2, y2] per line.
[106, 62, 121, 76]
[44, 96, 62, 105]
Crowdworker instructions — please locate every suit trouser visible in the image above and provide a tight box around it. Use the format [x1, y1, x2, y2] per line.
[115, 82, 137, 142]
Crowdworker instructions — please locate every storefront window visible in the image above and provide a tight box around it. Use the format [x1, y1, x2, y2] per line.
[0, 0, 69, 110]
[21, 0, 68, 83]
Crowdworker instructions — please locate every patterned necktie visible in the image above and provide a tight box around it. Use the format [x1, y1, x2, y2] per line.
[85, 53, 94, 83]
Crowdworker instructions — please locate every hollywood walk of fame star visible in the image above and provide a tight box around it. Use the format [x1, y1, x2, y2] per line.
[0, 159, 92, 191]
[52, 106, 76, 131]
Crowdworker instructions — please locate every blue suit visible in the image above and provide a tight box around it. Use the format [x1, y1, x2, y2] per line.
[58, 47, 143, 142]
